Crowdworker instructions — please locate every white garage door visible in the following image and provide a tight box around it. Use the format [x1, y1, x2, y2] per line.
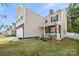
[16, 27, 23, 38]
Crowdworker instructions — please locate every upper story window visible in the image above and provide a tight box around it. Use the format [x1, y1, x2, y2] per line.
[51, 17, 53, 22]
[51, 16, 56, 22]
[45, 19, 47, 23]
[56, 15, 58, 21]
[51, 14, 58, 23]
[53, 17, 56, 21]
[21, 16, 23, 20]
[16, 18, 20, 23]
[18, 18, 20, 21]
[16, 15, 23, 23]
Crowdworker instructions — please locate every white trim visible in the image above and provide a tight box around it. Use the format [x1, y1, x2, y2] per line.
[44, 26, 45, 37]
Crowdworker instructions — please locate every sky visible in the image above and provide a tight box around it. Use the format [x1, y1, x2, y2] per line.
[0, 3, 68, 32]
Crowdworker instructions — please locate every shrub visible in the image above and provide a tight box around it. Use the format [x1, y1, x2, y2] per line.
[49, 34, 56, 40]
[41, 37, 48, 41]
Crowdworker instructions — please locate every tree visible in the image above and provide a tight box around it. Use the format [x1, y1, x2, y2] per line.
[0, 3, 9, 30]
[67, 3, 79, 33]
[1, 3, 9, 7]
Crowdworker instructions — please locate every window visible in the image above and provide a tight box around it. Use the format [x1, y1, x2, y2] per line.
[51, 17, 53, 22]
[53, 16, 56, 22]
[45, 27, 51, 33]
[56, 15, 58, 21]
[21, 16, 23, 20]
[16, 18, 20, 23]
[51, 16, 56, 22]
[45, 19, 47, 23]
[18, 18, 20, 22]
[51, 15, 58, 22]
[51, 28, 56, 33]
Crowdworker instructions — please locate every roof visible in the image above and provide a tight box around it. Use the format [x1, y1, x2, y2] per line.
[45, 10, 63, 17]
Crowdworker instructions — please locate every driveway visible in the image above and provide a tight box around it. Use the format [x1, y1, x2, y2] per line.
[0, 37, 18, 41]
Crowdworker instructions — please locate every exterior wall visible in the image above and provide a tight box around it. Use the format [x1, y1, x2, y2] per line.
[16, 5, 26, 27]
[24, 8, 44, 38]
[60, 9, 67, 39]
[16, 26, 24, 38]
[16, 5, 26, 38]
[44, 10, 62, 39]
[44, 9, 67, 39]
[45, 10, 61, 25]
[16, 5, 44, 38]
[44, 10, 62, 29]
[16, 24, 24, 38]
[16, 5, 67, 39]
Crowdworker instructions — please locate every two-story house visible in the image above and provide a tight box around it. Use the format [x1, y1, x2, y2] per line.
[16, 5, 67, 40]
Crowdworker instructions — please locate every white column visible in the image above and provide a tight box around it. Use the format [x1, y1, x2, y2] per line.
[44, 26, 45, 38]
[56, 24, 60, 40]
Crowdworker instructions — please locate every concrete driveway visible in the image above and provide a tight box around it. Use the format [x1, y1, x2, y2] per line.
[0, 37, 18, 41]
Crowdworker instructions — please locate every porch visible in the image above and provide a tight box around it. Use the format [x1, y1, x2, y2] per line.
[43, 24, 61, 40]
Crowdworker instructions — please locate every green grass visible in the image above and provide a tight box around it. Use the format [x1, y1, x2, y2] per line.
[0, 36, 9, 38]
[0, 37, 79, 56]
[0, 36, 15, 38]
[0, 41, 9, 44]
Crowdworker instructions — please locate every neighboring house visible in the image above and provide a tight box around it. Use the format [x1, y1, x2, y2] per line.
[6, 26, 12, 36]
[11, 23, 16, 36]
[2, 31, 8, 36]
[6, 23, 16, 36]
[16, 5, 67, 40]
[0, 32, 4, 36]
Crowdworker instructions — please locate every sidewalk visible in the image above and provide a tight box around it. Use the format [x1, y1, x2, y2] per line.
[0, 37, 19, 41]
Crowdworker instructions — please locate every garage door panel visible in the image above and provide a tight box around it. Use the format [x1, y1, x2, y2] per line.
[16, 27, 23, 38]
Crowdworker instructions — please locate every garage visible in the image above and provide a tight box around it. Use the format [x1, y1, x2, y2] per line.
[16, 27, 24, 38]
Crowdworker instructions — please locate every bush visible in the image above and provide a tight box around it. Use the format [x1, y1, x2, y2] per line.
[41, 37, 48, 41]
[49, 34, 56, 40]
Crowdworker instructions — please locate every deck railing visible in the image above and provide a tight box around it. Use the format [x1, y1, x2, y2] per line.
[45, 33, 57, 38]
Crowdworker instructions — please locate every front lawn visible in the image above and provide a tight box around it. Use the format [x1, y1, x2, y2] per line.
[0, 38, 79, 56]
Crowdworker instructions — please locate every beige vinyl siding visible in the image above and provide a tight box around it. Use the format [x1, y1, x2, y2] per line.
[16, 5, 26, 27]
[24, 8, 44, 38]
[61, 9, 67, 38]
